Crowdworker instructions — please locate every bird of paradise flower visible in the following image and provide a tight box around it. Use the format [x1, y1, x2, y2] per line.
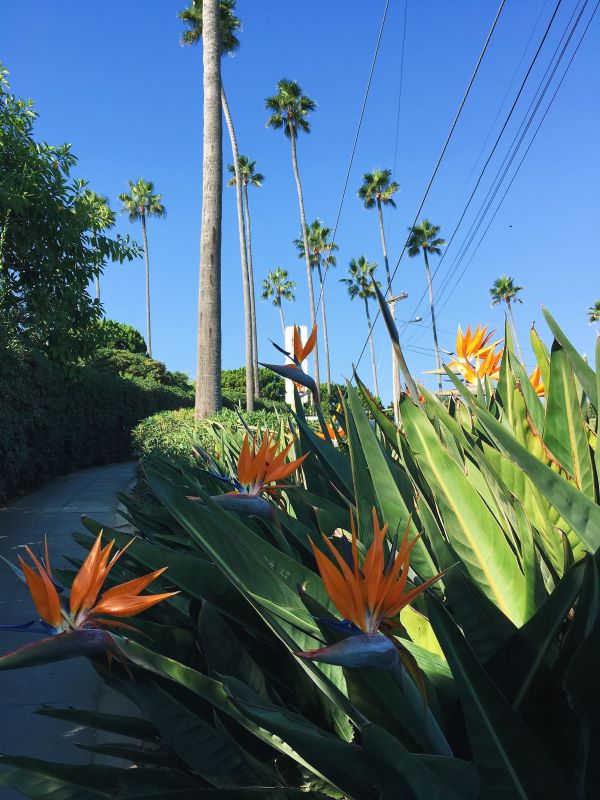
[0, 533, 176, 669]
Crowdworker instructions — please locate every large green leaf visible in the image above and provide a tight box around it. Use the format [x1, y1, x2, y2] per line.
[361, 723, 476, 800]
[400, 396, 525, 624]
[344, 385, 439, 581]
[223, 676, 378, 799]
[427, 598, 574, 799]
[36, 706, 157, 742]
[544, 344, 595, 499]
[543, 307, 597, 411]
[446, 368, 600, 553]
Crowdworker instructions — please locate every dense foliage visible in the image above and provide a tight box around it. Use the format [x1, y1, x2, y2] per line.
[222, 366, 285, 402]
[88, 347, 192, 391]
[92, 318, 148, 354]
[133, 406, 287, 469]
[0, 346, 192, 502]
[0, 66, 139, 365]
[2, 309, 599, 798]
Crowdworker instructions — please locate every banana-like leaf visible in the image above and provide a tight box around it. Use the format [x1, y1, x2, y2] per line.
[400, 396, 525, 624]
[344, 385, 439, 581]
[544, 344, 595, 499]
[0, 756, 197, 797]
[543, 307, 597, 411]
[361, 723, 475, 800]
[445, 367, 600, 553]
[36, 706, 157, 742]
[426, 598, 574, 799]
[530, 325, 551, 389]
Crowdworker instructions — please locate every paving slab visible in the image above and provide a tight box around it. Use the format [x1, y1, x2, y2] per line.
[0, 462, 137, 799]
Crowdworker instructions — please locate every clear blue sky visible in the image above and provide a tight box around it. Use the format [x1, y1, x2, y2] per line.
[2, 0, 598, 400]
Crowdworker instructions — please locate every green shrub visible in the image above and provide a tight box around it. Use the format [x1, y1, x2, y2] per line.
[88, 347, 191, 391]
[0, 347, 192, 501]
[92, 319, 147, 354]
[133, 406, 286, 468]
[222, 366, 285, 402]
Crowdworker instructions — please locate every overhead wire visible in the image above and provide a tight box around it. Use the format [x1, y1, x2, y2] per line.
[432, 0, 599, 321]
[388, 0, 565, 356]
[405, 0, 594, 350]
[352, 0, 507, 367]
[426, 0, 584, 312]
[315, 0, 390, 313]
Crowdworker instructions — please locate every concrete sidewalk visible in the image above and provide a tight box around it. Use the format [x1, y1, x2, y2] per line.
[0, 462, 137, 799]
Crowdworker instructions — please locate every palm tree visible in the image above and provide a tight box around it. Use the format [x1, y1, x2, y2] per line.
[490, 275, 524, 362]
[227, 155, 264, 398]
[587, 300, 600, 326]
[265, 79, 319, 385]
[340, 256, 381, 397]
[294, 219, 337, 393]
[358, 169, 400, 420]
[118, 179, 165, 358]
[80, 190, 116, 304]
[179, 0, 253, 411]
[407, 220, 446, 392]
[262, 268, 296, 338]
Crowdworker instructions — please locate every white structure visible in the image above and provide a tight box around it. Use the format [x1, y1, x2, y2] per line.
[284, 324, 310, 406]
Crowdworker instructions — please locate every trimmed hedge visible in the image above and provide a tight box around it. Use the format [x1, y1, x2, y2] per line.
[132, 407, 286, 469]
[0, 348, 193, 501]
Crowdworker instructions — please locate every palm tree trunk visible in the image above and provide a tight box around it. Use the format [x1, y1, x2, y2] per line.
[423, 249, 442, 393]
[221, 85, 253, 412]
[95, 275, 100, 304]
[376, 199, 400, 422]
[278, 300, 286, 340]
[93, 230, 101, 306]
[242, 183, 260, 399]
[506, 299, 524, 364]
[140, 211, 152, 358]
[195, 0, 222, 420]
[290, 130, 320, 387]
[365, 298, 379, 397]
[316, 261, 331, 394]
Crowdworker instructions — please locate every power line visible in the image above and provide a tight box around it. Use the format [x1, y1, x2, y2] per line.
[353, 0, 507, 367]
[315, 0, 390, 313]
[427, 0, 585, 315]
[387, 0, 408, 234]
[392, 0, 564, 353]
[432, 0, 599, 321]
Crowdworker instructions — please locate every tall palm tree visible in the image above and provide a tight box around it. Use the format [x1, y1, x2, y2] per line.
[265, 79, 319, 385]
[227, 155, 264, 398]
[262, 267, 296, 339]
[587, 300, 600, 326]
[358, 169, 400, 419]
[293, 219, 337, 393]
[407, 220, 446, 392]
[179, 0, 253, 411]
[340, 256, 381, 397]
[118, 179, 165, 358]
[490, 275, 524, 363]
[80, 190, 116, 304]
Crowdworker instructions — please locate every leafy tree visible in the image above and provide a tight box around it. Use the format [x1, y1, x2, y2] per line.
[227, 155, 264, 397]
[180, 0, 253, 410]
[265, 79, 319, 384]
[407, 219, 446, 392]
[588, 300, 600, 326]
[76, 190, 116, 303]
[490, 275, 524, 362]
[340, 256, 381, 397]
[0, 65, 138, 365]
[261, 267, 296, 338]
[93, 319, 147, 354]
[358, 169, 400, 417]
[119, 179, 166, 359]
[294, 219, 337, 393]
